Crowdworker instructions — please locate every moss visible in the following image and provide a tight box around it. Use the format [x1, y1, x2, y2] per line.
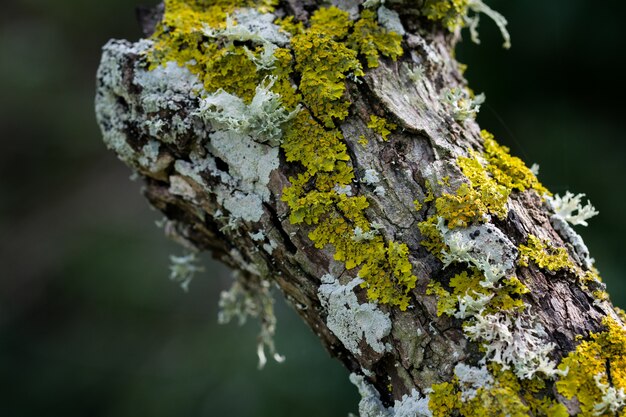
[555, 317, 626, 416]
[518, 235, 572, 272]
[366, 115, 397, 141]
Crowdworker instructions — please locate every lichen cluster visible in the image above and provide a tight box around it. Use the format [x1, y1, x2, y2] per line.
[122, 1, 626, 414]
[555, 317, 626, 417]
[147, 0, 414, 309]
[422, 0, 511, 49]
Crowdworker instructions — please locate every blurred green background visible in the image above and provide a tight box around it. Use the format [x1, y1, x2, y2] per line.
[0, 1, 624, 416]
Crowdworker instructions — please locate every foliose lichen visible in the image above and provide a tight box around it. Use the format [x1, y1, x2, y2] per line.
[318, 274, 392, 356]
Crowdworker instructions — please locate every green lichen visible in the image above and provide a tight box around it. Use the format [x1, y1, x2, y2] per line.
[518, 235, 572, 272]
[555, 317, 626, 417]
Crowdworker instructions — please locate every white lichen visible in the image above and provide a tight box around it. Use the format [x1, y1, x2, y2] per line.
[592, 373, 626, 416]
[406, 64, 425, 83]
[334, 184, 354, 196]
[208, 129, 279, 202]
[203, 8, 290, 47]
[363, 169, 381, 185]
[249, 230, 266, 241]
[463, 310, 560, 379]
[350, 373, 392, 417]
[174, 146, 272, 223]
[437, 219, 517, 287]
[374, 186, 386, 197]
[218, 272, 285, 369]
[441, 87, 485, 122]
[549, 191, 599, 227]
[392, 389, 432, 417]
[454, 291, 493, 319]
[466, 0, 511, 49]
[169, 251, 204, 292]
[244, 42, 278, 70]
[352, 226, 381, 242]
[262, 240, 278, 254]
[453, 363, 494, 401]
[134, 60, 203, 114]
[318, 275, 392, 356]
[349, 373, 432, 417]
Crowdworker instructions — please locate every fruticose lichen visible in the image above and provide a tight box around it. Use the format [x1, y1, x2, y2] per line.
[549, 191, 599, 227]
[169, 251, 204, 291]
[218, 272, 285, 369]
[422, 0, 511, 49]
[441, 87, 485, 122]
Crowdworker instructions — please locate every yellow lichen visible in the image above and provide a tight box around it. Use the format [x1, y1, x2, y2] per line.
[555, 317, 626, 416]
[417, 215, 447, 257]
[518, 235, 572, 272]
[429, 367, 531, 417]
[367, 115, 397, 141]
[429, 364, 573, 416]
[347, 9, 403, 69]
[481, 130, 550, 196]
[147, 2, 416, 310]
[277, 7, 414, 309]
[427, 269, 528, 317]
[422, 0, 470, 32]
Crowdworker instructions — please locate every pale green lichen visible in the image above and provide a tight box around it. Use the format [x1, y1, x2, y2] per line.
[318, 274, 392, 355]
[169, 251, 204, 291]
[441, 87, 485, 122]
[218, 272, 285, 369]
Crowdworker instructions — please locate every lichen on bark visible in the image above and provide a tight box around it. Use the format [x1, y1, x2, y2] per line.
[96, 0, 626, 415]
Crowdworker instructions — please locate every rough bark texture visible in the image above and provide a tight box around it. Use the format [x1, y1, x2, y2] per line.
[95, 1, 625, 415]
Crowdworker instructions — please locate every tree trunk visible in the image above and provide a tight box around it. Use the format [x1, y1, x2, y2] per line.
[95, 1, 626, 415]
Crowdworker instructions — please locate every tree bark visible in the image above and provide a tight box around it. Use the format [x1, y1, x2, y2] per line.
[95, 1, 626, 415]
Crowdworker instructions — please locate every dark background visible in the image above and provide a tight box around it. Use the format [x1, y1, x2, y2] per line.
[0, 1, 624, 416]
